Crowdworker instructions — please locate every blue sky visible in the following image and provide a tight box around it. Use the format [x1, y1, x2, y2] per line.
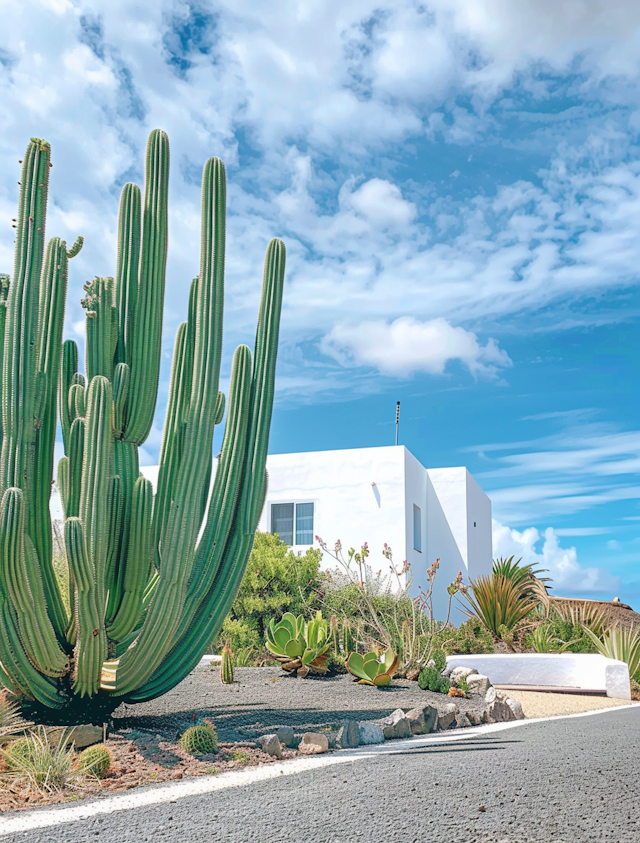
[0, 0, 638, 601]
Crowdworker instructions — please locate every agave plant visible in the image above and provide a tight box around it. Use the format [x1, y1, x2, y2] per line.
[459, 574, 540, 636]
[265, 612, 330, 677]
[583, 625, 640, 681]
[492, 556, 550, 604]
[346, 649, 398, 687]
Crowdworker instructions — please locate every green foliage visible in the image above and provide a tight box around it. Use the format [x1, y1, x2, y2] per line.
[455, 675, 470, 696]
[460, 574, 542, 636]
[1, 727, 76, 792]
[218, 533, 322, 657]
[418, 666, 451, 694]
[265, 611, 330, 676]
[431, 649, 447, 672]
[0, 132, 285, 723]
[346, 649, 398, 687]
[77, 743, 112, 778]
[0, 691, 31, 741]
[583, 625, 640, 681]
[220, 645, 234, 684]
[180, 723, 219, 756]
[436, 619, 495, 655]
[527, 616, 596, 654]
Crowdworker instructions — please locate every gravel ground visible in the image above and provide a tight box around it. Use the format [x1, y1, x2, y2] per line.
[112, 666, 487, 741]
[112, 666, 636, 741]
[502, 689, 635, 718]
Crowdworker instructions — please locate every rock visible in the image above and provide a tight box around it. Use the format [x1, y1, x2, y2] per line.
[335, 719, 360, 749]
[456, 712, 471, 729]
[69, 725, 104, 750]
[484, 686, 497, 705]
[486, 698, 515, 723]
[466, 674, 491, 696]
[298, 732, 329, 754]
[465, 710, 484, 726]
[449, 666, 478, 684]
[438, 703, 458, 730]
[379, 708, 412, 740]
[506, 698, 525, 720]
[358, 721, 385, 745]
[406, 705, 438, 735]
[257, 734, 282, 758]
[275, 726, 296, 748]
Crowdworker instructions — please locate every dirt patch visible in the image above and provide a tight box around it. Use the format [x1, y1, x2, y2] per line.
[503, 689, 636, 719]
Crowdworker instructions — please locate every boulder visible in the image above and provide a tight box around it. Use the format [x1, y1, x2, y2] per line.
[406, 705, 438, 735]
[466, 674, 491, 697]
[486, 697, 516, 723]
[456, 712, 471, 729]
[298, 732, 329, 755]
[336, 719, 360, 749]
[449, 666, 478, 684]
[69, 725, 104, 750]
[358, 721, 385, 745]
[275, 726, 296, 748]
[465, 710, 484, 727]
[506, 698, 525, 720]
[437, 703, 458, 730]
[257, 734, 282, 758]
[379, 708, 412, 740]
[484, 686, 497, 705]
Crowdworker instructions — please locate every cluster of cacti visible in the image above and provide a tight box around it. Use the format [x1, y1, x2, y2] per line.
[345, 649, 397, 687]
[265, 612, 331, 677]
[179, 723, 218, 756]
[0, 132, 285, 723]
[77, 743, 112, 778]
[220, 645, 234, 684]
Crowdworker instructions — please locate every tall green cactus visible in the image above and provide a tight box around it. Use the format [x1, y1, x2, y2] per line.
[0, 132, 285, 724]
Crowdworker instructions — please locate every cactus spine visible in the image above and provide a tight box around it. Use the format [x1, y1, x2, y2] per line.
[220, 645, 234, 684]
[0, 132, 285, 723]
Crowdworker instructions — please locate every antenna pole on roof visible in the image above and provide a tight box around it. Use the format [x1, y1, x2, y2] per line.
[395, 401, 400, 446]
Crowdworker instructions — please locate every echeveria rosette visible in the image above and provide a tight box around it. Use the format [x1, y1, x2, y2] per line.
[346, 649, 398, 687]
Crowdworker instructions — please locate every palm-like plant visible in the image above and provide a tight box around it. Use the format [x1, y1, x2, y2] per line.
[492, 556, 550, 604]
[459, 574, 540, 636]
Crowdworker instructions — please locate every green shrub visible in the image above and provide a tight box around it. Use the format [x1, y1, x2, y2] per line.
[436, 619, 495, 655]
[77, 744, 112, 778]
[180, 723, 219, 756]
[455, 675, 470, 697]
[527, 617, 596, 654]
[432, 649, 447, 672]
[583, 625, 640, 681]
[418, 666, 450, 694]
[1, 727, 75, 792]
[217, 533, 322, 657]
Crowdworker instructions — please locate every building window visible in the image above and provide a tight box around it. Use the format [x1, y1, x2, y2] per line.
[270, 502, 314, 546]
[413, 504, 422, 552]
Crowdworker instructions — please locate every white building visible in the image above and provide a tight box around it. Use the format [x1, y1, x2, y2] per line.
[257, 445, 492, 623]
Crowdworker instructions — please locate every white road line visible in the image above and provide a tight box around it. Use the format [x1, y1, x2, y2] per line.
[1, 704, 636, 836]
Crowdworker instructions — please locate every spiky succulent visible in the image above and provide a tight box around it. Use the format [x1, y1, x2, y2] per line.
[265, 612, 330, 677]
[346, 649, 398, 687]
[180, 723, 218, 756]
[220, 645, 234, 684]
[77, 743, 112, 778]
[0, 132, 285, 724]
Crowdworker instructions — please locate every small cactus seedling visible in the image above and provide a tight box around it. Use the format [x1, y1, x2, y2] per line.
[77, 743, 112, 778]
[346, 649, 398, 687]
[265, 612, 330, 677]
[220, 645, 234, 684]
[180, 723, 218, 756]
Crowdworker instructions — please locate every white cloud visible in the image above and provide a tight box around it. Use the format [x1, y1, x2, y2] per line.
[321, 316, 511, 378]
[492, 519, 619, 594]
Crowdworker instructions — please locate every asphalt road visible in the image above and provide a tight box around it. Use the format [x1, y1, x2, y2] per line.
[5, 707, 640, 843]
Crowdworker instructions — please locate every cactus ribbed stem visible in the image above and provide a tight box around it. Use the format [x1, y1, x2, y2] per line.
[220, 645, 234, 684]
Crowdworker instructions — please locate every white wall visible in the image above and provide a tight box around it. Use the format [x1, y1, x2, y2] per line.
[259, 446, 409, 589]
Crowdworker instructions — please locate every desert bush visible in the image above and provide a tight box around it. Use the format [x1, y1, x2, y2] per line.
[459, 573, 541, 636]
[216, 532, 322, 658]
[418, 666, 450, 694]
[436, 619, 495, 655]
[1, 727, 76, 792]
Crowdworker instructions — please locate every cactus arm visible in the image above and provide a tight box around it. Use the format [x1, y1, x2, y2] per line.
[104, 439, 139, 625]
[107, 476, 152, 641]
[123, 130, 169, 445]
[213, 390, 225, 425]
[57, 456, 69, 517]
[30, 237, 69, 640]
[114, 183, 141, 368]
[1, 138, 50, 497]
[59, 340, 78, 453]
[66, 417, 85, 518]
[103, 474, 123, 609]
[65, 517, 107, 697]
[105, 157, 226, 694]
[83, 276, 117, 381]
[0, 488, 68, 676]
